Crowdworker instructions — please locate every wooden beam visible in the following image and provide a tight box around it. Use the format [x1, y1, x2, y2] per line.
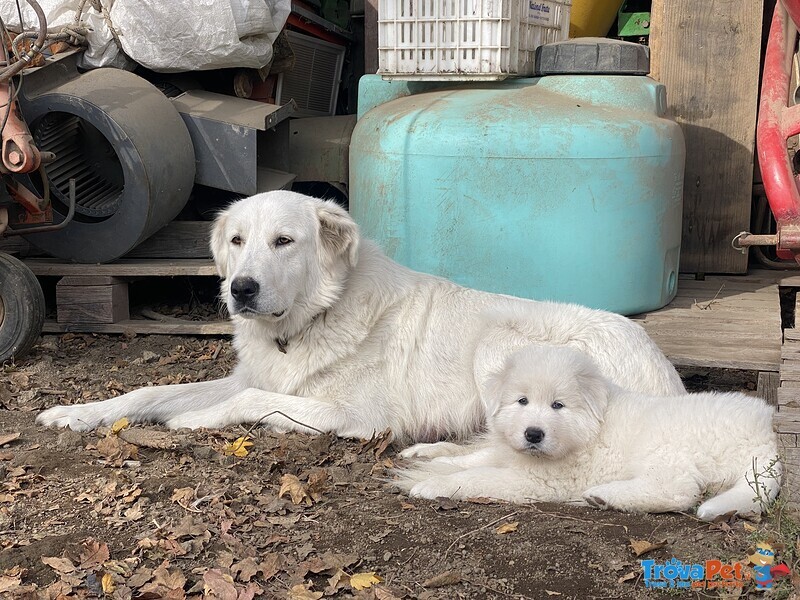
[650, 0, 764, 273]
[42, 319, 233, 336]
[24, 258, 219, 277]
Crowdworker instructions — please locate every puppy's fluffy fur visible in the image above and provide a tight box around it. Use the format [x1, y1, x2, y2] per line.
[397, 345, 781, 521]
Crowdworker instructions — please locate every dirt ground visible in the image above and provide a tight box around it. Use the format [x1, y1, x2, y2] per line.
[0, 333, 798, 599]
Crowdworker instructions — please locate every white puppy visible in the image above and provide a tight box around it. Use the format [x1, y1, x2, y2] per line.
[38, 191, 684, 442]
[397, 345, 780, 521]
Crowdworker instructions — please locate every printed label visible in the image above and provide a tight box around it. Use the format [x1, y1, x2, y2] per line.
[528, 1, 557, 26]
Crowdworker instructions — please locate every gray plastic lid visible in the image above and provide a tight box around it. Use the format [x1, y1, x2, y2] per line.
[534, 38, 650, 76]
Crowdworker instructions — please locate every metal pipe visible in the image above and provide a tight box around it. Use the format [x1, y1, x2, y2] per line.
[733, 233, 780, 247]
[5, 177, 75, 236]
[0, 0, 47, 82]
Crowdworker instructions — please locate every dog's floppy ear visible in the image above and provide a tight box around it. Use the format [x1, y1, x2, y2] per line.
[210, 209, 231, 279]
[481, 366, 509, 418]
[316, 200, 360, 268]
[575, 363, 610, 423]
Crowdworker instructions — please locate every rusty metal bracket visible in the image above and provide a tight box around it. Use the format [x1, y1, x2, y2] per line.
[4, 178, 75, 236]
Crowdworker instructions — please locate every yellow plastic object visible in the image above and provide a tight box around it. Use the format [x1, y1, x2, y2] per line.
[569, 0, 624, 38]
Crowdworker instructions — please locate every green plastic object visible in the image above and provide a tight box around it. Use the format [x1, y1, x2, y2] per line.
[618, 11, 651, 37]
[349, 73, 685, 315]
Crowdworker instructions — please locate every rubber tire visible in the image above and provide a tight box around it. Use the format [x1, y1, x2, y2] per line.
[0, 253, 45, 363]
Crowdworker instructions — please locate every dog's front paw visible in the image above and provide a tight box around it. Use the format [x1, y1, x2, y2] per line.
[36, 404, 105, 431]
[583, 493, 610, 511]
[409, 476, 463, 500]
[399, 442, 461, 460]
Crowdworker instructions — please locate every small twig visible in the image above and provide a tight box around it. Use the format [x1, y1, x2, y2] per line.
[444, 511, 519, 558]
[526, 503, 629, 533]
[248, 410, 326, 435]
[693, 284, 725, 310]
[211, 344, 223, 361]
[176, 500, 203, 514]
[400, 548, 418, 566]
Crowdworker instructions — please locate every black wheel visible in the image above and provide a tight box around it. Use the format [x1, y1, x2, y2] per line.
[0, 253, 45, 363]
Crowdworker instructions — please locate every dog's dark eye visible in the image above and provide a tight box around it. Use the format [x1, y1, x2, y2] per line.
[275, 236, 293, 247]
[551, 401, 564, 410]
[517, 397, 528, 406]
[231, 235, 242, 246]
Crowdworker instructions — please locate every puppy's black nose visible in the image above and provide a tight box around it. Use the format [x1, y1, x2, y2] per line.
[524, 427, 544, 444]
[231, 277, 260, 303]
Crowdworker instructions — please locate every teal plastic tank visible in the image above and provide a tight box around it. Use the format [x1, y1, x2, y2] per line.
[349, 70, 685, 315]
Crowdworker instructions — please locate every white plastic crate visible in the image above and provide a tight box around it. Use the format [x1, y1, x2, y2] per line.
[378, 0, 570, 79]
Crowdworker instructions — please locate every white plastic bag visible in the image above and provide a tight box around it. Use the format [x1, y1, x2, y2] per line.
[1, 0, 291, 71]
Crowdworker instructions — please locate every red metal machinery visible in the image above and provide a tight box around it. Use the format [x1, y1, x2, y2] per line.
[746, 0, 800, 261]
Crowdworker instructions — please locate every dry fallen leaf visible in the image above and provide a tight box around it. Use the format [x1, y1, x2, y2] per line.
[8, 373, 29, 388]
[423, 570, 462, 588]
[41, 556, 75, 574]
[96, 436, 138, 463]
[0, 567, 22, 594]
[222, 436, 253, 457]
[0, 433, 20, 446]
[259, 553, 286, 580]
[466, 496, 496, 504]
[618, 572, 637, 584]
[287, 583, 323, 600]
[79, 539, 110, 570]
[203, 568, 238, 600]
[306, 468, 329, 502]
[231, 557, 260, 583]
[101, 572, 115, 594]
[628, 538, 668, 557]
[496, 521, 519, 535]
[350, 572, 382, 591]
[743, 523, 757, 533]
[151, 560, 187, 590]
[279, 474, 310, 505]
[374, 588, 403, 600]
[111, 418, 129, 434]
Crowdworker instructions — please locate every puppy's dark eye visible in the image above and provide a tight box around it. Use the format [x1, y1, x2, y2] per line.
[275, 236, 293, 247]
[517, 397, 528, 406]
[231, 235, 242, 246]
[551, 401, 564, 410]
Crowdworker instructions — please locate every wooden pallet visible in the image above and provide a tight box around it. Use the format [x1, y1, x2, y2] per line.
[632, 271, 782, 377]
[25, 258, 232, 336]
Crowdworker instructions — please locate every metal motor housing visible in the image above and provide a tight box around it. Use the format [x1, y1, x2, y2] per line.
[17, 54, 195, 263]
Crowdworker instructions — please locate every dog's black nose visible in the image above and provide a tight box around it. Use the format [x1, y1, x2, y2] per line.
[524, 427, 544, 444]
[231, 277, 260, 303]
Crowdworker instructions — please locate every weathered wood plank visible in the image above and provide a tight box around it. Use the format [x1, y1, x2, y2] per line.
[56, 282, 129, 324]
[758, 371, 780, 405]
[42, 319, 233, 336]
[24, 259, 219, 277]
[126, 222, 212, 259]
[650, 0, 764, 273]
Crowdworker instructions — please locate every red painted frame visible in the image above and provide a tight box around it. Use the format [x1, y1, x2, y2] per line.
[757, 0, 800, 260]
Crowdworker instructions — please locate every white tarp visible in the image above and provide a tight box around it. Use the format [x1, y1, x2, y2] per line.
[1, 0, 291, 71]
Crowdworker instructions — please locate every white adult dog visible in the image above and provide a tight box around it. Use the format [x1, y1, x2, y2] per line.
[38, 191, 684, 440]
[397, 345, 780, 521]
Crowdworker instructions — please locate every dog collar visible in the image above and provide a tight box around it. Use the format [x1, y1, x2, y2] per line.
[274, 310, 326, 354]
